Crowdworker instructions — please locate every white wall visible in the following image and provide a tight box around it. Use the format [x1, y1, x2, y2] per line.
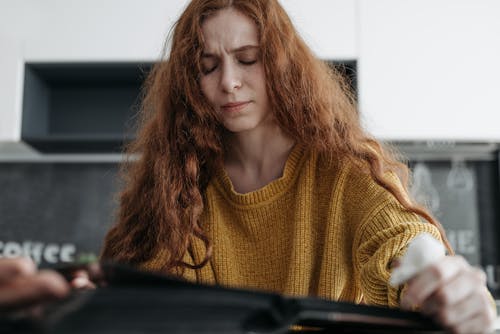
[0, 0, 356, 142]
[358, 0, 500, 141]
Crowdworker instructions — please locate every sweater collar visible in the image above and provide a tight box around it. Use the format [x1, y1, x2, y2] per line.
[213, 143, 307, 206]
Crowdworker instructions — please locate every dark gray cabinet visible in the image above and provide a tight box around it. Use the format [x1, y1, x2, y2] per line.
[22, 63, 151, 153]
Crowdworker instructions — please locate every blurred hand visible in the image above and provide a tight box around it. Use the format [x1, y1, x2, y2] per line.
[0, 257, 70, 315]
[401, 255, 496, 334]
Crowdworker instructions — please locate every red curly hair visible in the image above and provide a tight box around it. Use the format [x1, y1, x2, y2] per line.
[101, 0, 452, 274]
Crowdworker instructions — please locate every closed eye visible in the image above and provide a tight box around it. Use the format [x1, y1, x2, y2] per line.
[201, 57, 218, 75]
[202, 60, 256, 74]
[202, 65, 218, 75]
[239, 60, 257, 65]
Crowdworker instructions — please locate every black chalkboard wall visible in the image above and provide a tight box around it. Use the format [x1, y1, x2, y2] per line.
[0, 163, 119, 266]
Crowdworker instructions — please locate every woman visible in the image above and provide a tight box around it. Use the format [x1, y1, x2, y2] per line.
[1, 0, 495, 332]
[99, 0, 494, 332]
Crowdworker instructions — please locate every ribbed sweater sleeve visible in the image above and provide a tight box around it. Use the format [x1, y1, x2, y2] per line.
[353, 200, 441, 307]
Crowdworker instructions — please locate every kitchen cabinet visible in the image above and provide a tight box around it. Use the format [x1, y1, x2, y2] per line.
[280, 0, 357, 60]
[0, 0, 190, 142]
[0, 0, 357, 146]
[0, 34, 23, 142]
[4, 1, 500, 144]
[21, 63, 151, 153]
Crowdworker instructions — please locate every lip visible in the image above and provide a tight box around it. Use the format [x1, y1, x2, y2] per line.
[221, 101, 250, 113]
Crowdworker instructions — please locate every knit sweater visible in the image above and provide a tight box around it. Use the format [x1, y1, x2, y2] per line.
[141, 144, 441, 307]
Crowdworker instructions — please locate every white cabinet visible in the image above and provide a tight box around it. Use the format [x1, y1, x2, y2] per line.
[0, 0, 357, 143]
[280, 0, 357, 60]
[2, 0, 191, 63]
[0, 34, 23, 141]
[358, 0, 500, 141]
[0, 0, 192, 142]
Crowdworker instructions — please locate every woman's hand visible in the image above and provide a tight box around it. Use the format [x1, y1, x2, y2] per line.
[401, 255, 496, 334]
[0, 257, 70, 314]
[0, 257, 104, 319]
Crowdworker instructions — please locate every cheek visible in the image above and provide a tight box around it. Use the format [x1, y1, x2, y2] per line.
[248, 68, 267, 94]
[253, 73, 268, 103]
[200, 78, 216, 104]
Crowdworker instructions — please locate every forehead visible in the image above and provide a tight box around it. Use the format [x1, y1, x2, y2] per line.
[201, 8, 259, 51]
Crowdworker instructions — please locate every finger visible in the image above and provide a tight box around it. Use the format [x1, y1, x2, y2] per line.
[69, 269, 89, 289]
[448, 306, 496, 334]
[68, 265, 102, 289]
[402, 256, 468, 309]
[0, 270, 70, 312]
[62, 263, 104, 285]
[70, 276, 96, 290]
[390, 258, 401, 269]
[421, 267, 486, 316]
[0, 257, 36, 284]
[71, 269, 90, 279]
[86, 262, 104, 283]
[432, 287, 492, 328]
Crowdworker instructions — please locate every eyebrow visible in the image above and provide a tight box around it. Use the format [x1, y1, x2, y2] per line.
[202, 45, 259, 58]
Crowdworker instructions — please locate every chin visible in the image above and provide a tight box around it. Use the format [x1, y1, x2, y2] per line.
[222, 119, 259, 133]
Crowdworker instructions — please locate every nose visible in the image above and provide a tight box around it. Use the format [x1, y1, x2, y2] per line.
[220, 62, 241, 93]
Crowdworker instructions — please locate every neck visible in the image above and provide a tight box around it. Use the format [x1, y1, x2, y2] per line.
[224, 121, 295, 177]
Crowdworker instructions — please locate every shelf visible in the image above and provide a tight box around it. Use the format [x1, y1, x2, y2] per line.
[22, 62, 151, 153]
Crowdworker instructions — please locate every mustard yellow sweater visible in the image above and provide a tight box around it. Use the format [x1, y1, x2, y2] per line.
[142, 144, 441, 307]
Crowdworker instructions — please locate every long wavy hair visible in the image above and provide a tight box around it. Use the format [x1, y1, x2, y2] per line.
[101, 0, 452, 274]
